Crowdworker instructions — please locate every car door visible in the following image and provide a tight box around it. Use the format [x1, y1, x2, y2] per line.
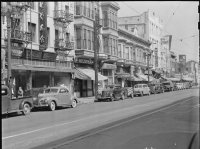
[59, 88, 71, 105]
[1, 87, 10, 114]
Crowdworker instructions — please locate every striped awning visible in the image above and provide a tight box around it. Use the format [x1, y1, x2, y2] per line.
[76, 68, 108, 81]
[74, 68, 91, 80]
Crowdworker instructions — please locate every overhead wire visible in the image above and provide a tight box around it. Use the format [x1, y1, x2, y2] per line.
[120, 2, 140, 15]
[163, 1, 182, 30]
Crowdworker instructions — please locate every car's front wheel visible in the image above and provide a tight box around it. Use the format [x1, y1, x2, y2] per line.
[49, 101, 56, 111]
[22, 103, 31, 115]
[121, 94, 125, 100]
[71, 99, 77, 108]
[130, 93, 134, 98]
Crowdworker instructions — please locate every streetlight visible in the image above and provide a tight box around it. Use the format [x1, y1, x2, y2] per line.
[1, 2, 30, 90]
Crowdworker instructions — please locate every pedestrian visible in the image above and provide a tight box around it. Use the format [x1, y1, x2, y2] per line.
[18, 86, 24, 97]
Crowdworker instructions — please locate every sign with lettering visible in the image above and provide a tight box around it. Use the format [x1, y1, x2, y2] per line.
[39, 2, 47, 51]
[23, 49, 43, 60]
[75, 58, 94, 65]
[42, 52, 57, 61]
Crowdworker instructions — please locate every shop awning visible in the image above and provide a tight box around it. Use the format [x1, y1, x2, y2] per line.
[77, 68, 108, 81]
[181, 77, 193, 81]
[116, 73, 143, 81]
[101, 63, 117, 70]
[166, 77, 181, 81]
[136, 73, 154, 81]
[74, 68, 91, 80]
[11, 65, 74, 73]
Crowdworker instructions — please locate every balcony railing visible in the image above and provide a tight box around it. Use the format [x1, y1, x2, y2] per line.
[4, 29, 31, 43]
[54, 10, 74, 23]
[54, 39, 74, 51]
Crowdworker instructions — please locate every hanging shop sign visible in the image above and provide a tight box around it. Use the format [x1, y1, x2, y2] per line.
[38, 2, 47, 51]
[10, 43, 23, 57]
[75, 58, 94, 65]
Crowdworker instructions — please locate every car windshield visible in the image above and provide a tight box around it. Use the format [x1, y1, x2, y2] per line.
[163, 83, 170, 85]
[134, 85, 142, 88]
[44, 88, 58, 93]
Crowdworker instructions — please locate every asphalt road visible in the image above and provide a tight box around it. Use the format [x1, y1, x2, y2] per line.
[42, 96, 199, 149]
[2, 88, 199, 149]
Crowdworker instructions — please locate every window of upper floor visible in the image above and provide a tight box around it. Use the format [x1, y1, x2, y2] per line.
[28, 22, 36, 42]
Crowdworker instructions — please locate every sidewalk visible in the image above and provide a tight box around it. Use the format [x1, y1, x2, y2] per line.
[77, 96, 96, 104]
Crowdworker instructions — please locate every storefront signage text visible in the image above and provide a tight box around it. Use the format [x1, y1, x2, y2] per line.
[75, 58, 94, 65]
[39, 2, 47, 51]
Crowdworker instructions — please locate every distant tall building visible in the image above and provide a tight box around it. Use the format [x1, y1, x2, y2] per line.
[118, 10, 164, 71]
[178, 55, 187, 74]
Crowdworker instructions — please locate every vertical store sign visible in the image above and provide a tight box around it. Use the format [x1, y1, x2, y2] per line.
[39, 2, 47, 51]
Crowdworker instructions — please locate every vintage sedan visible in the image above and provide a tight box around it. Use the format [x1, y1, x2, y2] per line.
[33, 86, 78, 111]
[97, 85, 128, 102]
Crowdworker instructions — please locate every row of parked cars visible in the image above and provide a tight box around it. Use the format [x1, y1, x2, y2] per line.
[1, 81, 193, 115]
[97, 81, 193, 102]
[2, 85, 78, 115]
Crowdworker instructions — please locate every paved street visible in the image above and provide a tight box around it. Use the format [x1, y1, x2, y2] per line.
[43, 94, 199, 149]
[2, 88, 199, 149]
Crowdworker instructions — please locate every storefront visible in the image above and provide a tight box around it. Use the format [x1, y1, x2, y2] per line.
[74, 57, 108, 97]
[10, 48, 74, 96]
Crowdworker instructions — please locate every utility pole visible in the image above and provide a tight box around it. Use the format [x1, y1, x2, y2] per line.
[93, 3, 101, 100]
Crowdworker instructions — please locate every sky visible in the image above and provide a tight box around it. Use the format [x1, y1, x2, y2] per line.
[117, 1, 199, 62]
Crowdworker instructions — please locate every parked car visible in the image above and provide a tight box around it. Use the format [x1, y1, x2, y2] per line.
[162, 81, 174, 92]
[133, 84, 150, 96]
[33, 86, 77, 111]
[149, 83, 164, 94]
[175, 83, 182, 90]
[1, 85, 33, 115]
[97, 85, 128, 102]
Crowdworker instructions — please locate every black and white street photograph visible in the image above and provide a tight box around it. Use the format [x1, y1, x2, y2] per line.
[1, 1, 199, 149]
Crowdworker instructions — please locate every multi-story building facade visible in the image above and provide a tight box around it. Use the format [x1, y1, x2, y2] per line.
[100, 2, 120, 85]
[160, 35, 172, 77]
[1, 2, 75, 94]
[118, 10, 164, 73]
[73, 2, 109, 97]
[169, 51, 177, 77]
[117, 27, 152, 87]
[185, 60, 198, 84]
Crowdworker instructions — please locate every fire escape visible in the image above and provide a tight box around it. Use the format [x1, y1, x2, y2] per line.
[54, 3, 74, 55]
[3, 2, 32, 57]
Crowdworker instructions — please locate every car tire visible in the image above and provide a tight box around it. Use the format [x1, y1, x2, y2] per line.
[71, 99, 77, 108]
[110, 95, 114, 102]
[130, 93, 134, 98]
[121, 94, 125, 100]
[22, 103, 31, 115]
[49, 101, 56, 111]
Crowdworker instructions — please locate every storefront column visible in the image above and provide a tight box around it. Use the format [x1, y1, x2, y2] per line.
[49, 72, 54, 87]
[27, 70, 32, 90]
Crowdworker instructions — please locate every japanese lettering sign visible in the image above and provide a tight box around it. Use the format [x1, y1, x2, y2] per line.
[38, 2, 47, 51]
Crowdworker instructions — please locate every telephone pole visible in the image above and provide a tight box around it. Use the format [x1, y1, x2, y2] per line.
[94, 3, 101, 100]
